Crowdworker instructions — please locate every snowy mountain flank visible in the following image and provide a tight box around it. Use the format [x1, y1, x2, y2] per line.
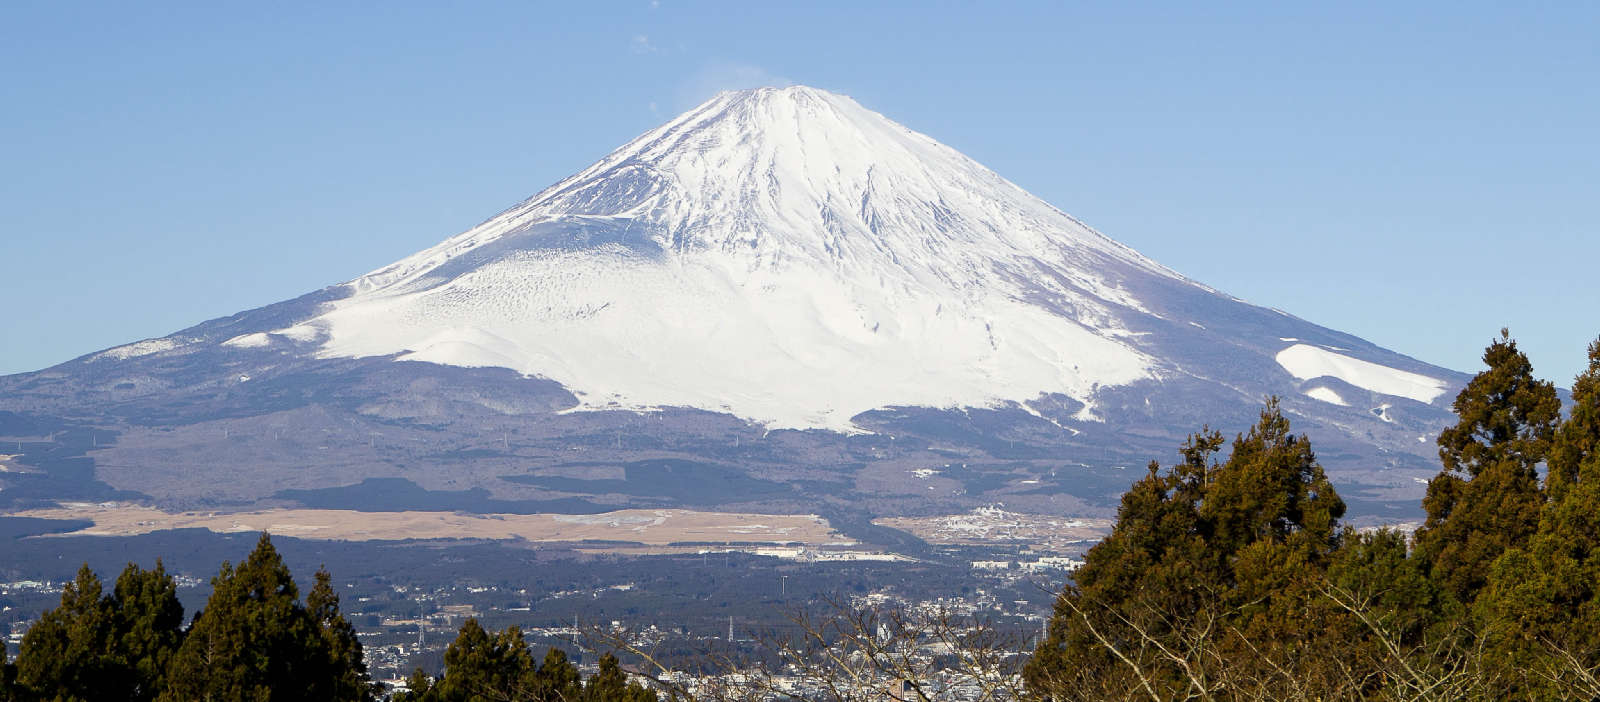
[0, 86, 1468, 525]
[297, 87, 1182, 431]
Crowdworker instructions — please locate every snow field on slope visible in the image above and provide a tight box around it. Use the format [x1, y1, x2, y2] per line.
[310, 246, 1155, 432]
[1276, 344, 1447, 404]
[290, 87, 1190, 430]
[1303, 386, 1348, 406]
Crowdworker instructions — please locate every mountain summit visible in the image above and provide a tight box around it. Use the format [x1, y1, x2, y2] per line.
[256, 87, 1205, 430]
[1, 86, 1465, 518]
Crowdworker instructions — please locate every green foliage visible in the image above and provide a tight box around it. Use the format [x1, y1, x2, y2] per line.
[397, 621, 656, 702]
[582, 653, 657, 702]
[1548, 338, 1600, 497]
[1025, 400, 1348, 696]
[391, 668, 436, 702]
[15, 564, 111, 702]
[532, 648, 583, 701]
[1478, 337, 1600, 694]
[109, 561, 186, 700]
[1025, 332, 1600, 701]
[310, 567, 377, 701]
[15, 561, 185, 702]
[426, 618, 543, 701]
[1325, 528, 1438, 646]
[1416, 330, 1561, 605]
[160, 533, 372, 702]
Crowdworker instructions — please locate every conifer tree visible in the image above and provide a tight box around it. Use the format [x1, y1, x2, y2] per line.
[15, 564, 113, 701]
[390, 668, 435, 702]
[1025, 400, 1347, 697]
[108, 561, 186, 701]
[13, 561, 185, 702]
[424, 618, 539, 701]
[1480, 337, 1600, 691]
[1325, 528, 1438, 647]
[1415, 330, 1560, 605]
[582, 652, 657, 702]
[1548, 338, 1600, 498]
[161, 533, 363, 701]
[532, 647, 583, 701]
[309, 567, 376, 702]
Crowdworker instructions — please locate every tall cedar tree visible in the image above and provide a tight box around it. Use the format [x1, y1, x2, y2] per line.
[394, 620, 656, 702]
[15, 565, 111, 701]
[309, 567, 377, 701]
[161, 533, 372, 702]
[396, 618, 543, 701]
[582, 652, 657, 702]
[1480, 337, 1600, 692]
[1414, 330, 1560, 605]
[108, 561, 187, 701]
[13, 561, 185, 702]
[1025, 400, 1346, 697]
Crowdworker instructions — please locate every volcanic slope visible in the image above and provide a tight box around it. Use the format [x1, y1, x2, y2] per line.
[0, 86, 1465, 527]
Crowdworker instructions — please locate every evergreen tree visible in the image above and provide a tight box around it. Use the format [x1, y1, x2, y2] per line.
[161, 533, 362, 701]
[403, 622, 649, 702]
[582, 652, 657, 702]
[530, 647, 582, 701]
[309, 567, 375, 702]
[424, 618, 539, 701]
[1025, 400, 1347, 697]
[13, 561, 185, 702]
[15, 564, 113, 701]
[1480, 337, 1600, 692]
[1415, 330, 1560, 605]
[1548, 338, 1600, 498]
[1325, 528, 1438, 647]
[108, 561, 186, 701]
[390, 668, 435, 702]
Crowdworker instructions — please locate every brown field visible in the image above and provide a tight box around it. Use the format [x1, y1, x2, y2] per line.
[7, 503, 850, 547]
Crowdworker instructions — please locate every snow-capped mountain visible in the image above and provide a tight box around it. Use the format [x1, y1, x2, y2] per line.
[0, 86, 1467, 523]
[287, 87, 1187, 430]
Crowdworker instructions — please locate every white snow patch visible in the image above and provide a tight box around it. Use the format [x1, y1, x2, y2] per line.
[1017, 401, 1080, 435]
[304, 87, 1168, 432]
[222, 333, 271, 349]
[274, 325, 323, 343]
[1276, 344, 1447, 404]
[95, 338, 179, 361]
[1304, 386, 1348, 406]
[1372, 403, 1394, 423]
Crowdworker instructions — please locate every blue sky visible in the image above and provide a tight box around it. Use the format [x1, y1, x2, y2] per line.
[2, 2, 1596, 383]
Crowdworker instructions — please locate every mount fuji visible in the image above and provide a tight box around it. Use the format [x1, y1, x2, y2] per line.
[0, 87, 1465, 527]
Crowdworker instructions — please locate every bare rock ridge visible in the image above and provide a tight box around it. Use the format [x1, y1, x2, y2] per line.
[0, 86, 1466, 525]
